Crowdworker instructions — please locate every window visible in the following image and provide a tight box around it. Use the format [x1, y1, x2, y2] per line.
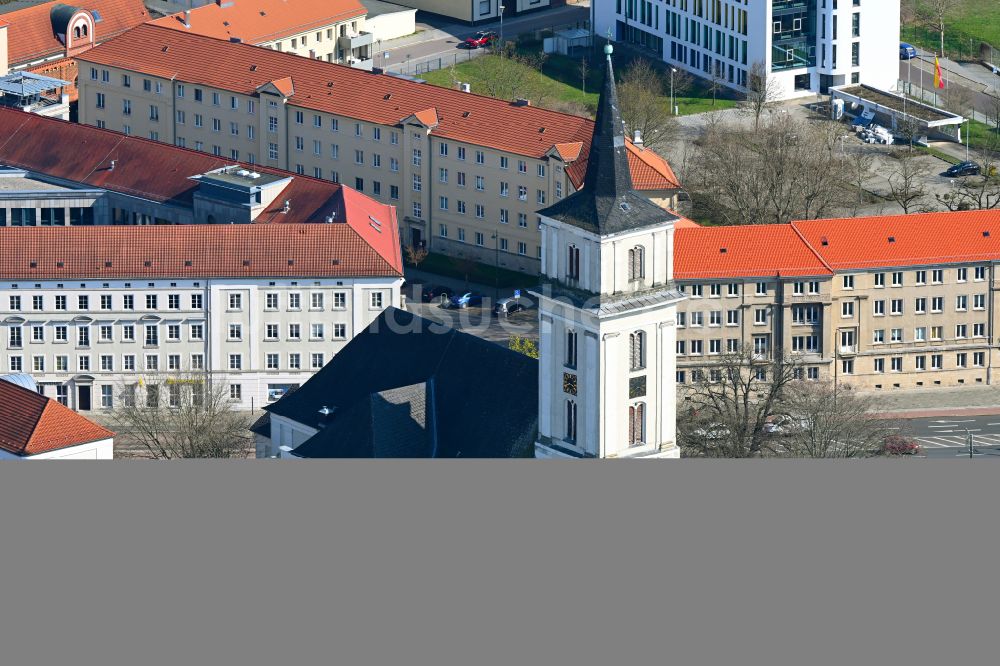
[310, 323, 324, 340]
[842, 301, 854, 317]
[975, 266, 986, 281]
[628, 403, 645, 446]
[931, 354, 943, 370]
[931, 326, 943, 340]
[229, 354, 242, 370]
[145, 325, 158, 346]
[629, 331, 646, 370]
[311, 353, 324, 369]
[956, 324, 968, 339]
[190, 324, 203, 340]
[77, 326, 90, 347]
[957, 267, 968, 282]
[288, 293, 301, 310]
[915, 356, 926, 371]
[932, 269, 943, 283]
[122, 325, 134, 342]
[310, 292, 324, 310]
[230, 384, 242, 401]
[873, 300, 885, 316]
[370, 292, 384, 309]
[755, 282, 767, 296]
[265, 293, 279, 310]
[537, 190, 546, 205]
[229, 293, 242, 310]
[843, 275, 855, 290]
[288, 353, 300, 370]
[288, 323, 300, 340]
[228, 323, 242, 341]
[266, 353, 280, 370]
[914, 327, 926, 342]
[956, 295, 968, 311]
[333, 324, 347, 339]
[565, 400, 578, 443]
[974, 294, 986, 310]
[915, 297, 926, 313]
[890, 299, 903, 315]
[915, 270, 926, 285]
[873, 329, 885, 344]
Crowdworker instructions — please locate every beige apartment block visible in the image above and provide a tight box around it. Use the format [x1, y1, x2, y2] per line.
[150, 0, 375, 69]
[672, 213, 1000, 392]
[76, 24, 680, 275]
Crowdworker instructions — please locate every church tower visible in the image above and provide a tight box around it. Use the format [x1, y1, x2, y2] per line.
[531, 44, 686, 459]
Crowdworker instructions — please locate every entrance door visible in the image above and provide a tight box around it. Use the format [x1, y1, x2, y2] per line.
[410, 227, 423, 249]
[78, 385, 92, 411]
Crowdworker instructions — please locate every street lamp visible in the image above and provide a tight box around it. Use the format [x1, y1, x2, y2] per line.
[499, 4, 506, 47]
[491, 232, 500, 302]
[670, 68, 678, 115]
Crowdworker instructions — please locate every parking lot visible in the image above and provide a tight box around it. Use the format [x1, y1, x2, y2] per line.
[402, 279, 540, 346]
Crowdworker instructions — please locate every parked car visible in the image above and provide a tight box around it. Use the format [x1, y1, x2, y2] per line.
[882, 435, 922, 456]
[447, 292, 483, 309]
[944, 161, 981, 177]
[493, 294, 534, 317]
[762, 414, 810, 436]
[692, 424, 731, 440]
[900, 42, 918, 60]
[464, 31, 497, 49]
[421, 285, 450, 302]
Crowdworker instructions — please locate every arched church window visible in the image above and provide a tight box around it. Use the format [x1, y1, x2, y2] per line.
[629, 331, 646, 371]
[565, 400, 577, 443]
[628, 245, 645, 281]
[567, 244, 580, 281]
[565, 329, 577, 368]
[628, 403, 646, 446]
[74, 26, 81, 39]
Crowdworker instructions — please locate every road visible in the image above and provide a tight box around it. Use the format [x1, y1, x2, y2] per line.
[374, 3, 591, 75]
[898, 414, 1000, 459]
[898, 52, 999, 122]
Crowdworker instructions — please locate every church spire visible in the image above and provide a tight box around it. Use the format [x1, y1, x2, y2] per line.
[583, 42, 634, 198]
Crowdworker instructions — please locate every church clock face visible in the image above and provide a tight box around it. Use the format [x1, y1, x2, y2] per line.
[563, 372, 578, 396]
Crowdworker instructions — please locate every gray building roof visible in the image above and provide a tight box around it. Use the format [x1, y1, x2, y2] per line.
[268, 307, 537, 458]
[538, 45, 677, 236]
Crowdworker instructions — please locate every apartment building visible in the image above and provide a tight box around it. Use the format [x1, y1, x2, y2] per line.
[673, 211, 1000, 391]
[151, 0, 375, 70]
[595, 0, 899, 100]
[75, 23, 681, 274]
[391, 0, 553, 24]
[0, 0, 149, 100]
[0, 109, 405, 412]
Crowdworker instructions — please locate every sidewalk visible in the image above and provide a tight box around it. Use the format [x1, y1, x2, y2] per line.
[860, 385, 1000, 417]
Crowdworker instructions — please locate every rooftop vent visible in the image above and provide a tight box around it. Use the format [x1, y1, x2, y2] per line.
[317, 405, 336, 425]
[538, 127, 546, 133]
[619, 202, 631, 213]
[105, 261, 112, 267]
[109, 159, 116, 171]
[383, 93, 392, 100]
[984, 231, 991, 237]
[282, 199, 291, 213]
[184, 260, 193, 267]
[888, 236, 896, 243]
[143, 260, 152, 267]
[820, 237, 829, 246]
[161, 46, 169, 53]
[462, 111, 471, 118]
[242, 260, 251, 267]
[230, 37, 242, 43]
[56, 261, 64, 268]
[29, 261, 37, 268]
[720, 248, 727, 254]
[331, 259, 340, 266]
[250, 64, 257, 71]
[287, 259, 294, 266]
[460, 83, 471, 93]
[513, 98, 531, 107]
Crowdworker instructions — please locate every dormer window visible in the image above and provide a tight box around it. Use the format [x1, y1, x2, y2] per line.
[628, 246, 645, 282]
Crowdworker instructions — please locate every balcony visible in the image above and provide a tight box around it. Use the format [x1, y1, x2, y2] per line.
[839, 345, 858, 356]
[347, 56, 374, 72]
[339, 31, 373, 51]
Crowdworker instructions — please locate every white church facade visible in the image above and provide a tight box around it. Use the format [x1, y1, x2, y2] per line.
[532, 44, 686, 459]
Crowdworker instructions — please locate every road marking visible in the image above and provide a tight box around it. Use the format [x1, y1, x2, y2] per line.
[931, 419, 976, 423]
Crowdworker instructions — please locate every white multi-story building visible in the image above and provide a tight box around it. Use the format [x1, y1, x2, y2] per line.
[595, 0, 899, 100]
[0, 108, 404, 414]
[532, 44, 685, 459]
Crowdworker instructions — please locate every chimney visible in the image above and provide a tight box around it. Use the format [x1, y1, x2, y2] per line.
[460, 82, 471, 93]
[183, 10, 191, 28]
[633, 129, 643, 148]
[513, 98, 530, 107]
[282, 199, 291, 213]
[317, 406, 336, 426]
[109, 160, 116, 171]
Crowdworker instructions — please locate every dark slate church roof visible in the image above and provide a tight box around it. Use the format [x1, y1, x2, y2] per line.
[538, 44, 678, 236]
[266, 307, 537, 458]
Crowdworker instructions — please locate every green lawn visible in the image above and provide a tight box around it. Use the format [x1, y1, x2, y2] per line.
[903, 0, 1000, 59]
[965, 118, 1000, 152]
[420, 52, 737, 118]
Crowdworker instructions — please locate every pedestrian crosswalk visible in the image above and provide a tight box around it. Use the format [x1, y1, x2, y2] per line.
[914, 433, 1000, 448]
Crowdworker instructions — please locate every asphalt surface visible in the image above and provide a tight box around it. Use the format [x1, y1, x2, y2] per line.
[898, 52, 1000, 121]
[898, 414, 1000, 459]
[376, 3, 590, 75]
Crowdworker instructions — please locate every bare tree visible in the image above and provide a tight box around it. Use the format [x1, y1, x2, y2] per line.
[617, 59, 675, 152]
[404, 243, 429, 269]
[845, 145, 877, 216]
[579, 56, 589, 95]
[678, 346, 801, 458]
[885, 150, 929, 213]
[937, 137, 1000, 210]
[689, 115, 856, 225]
[468, 44, 550, 105]
[741, 61, 781, 131]
[110, 374, 254, 459]
[780, 383, 899, 458]
[920, 0, 963, 57]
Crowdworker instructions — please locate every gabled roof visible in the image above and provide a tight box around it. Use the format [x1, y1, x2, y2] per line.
[271, 308, 537, 458]
[0, 0, 148, 66]
[0, 107, 401, 256]
[792, 211, 1000, 270]
[78, 23, 680, 186]
[539, 45, 677, 235]
[0, 380, 114, 456]
[151, 0, 366, 45]
[0, 222, 402, 280]
[671, 210, 1000, 280]
[674, 224, 832, 279]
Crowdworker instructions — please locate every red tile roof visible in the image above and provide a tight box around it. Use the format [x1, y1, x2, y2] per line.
[0, 107, 402, 274]
[150, 0, 366, 45]
[674, 224, 832, 279]
[0, 380, 114, 456]
[673, 210, 1000, 280]
[1, 0, 148, 66]
[0, 222, 401, 280]
[792, 211, 1000, 270]
[78, 23, 680, 187]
